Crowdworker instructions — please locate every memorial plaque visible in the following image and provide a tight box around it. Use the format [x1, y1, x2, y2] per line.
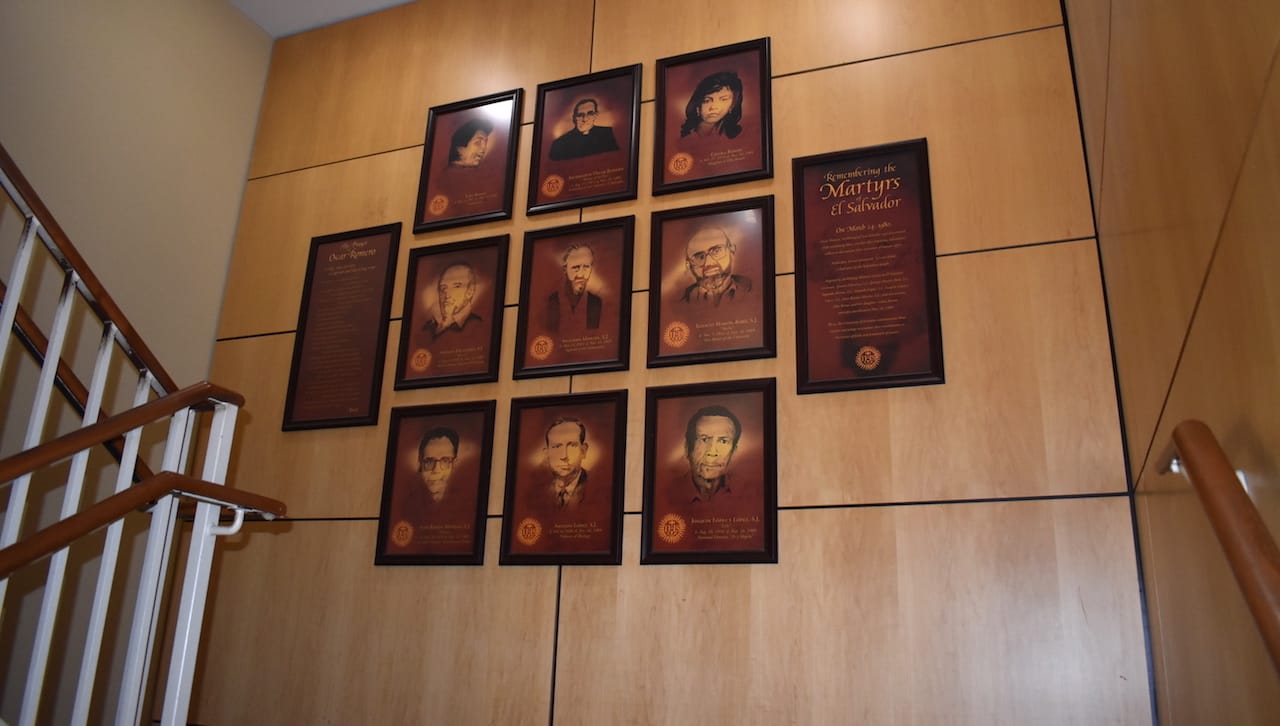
[527, 65, 641, 215]
[513, 217, 634, 379]
[395, 236, 508, 390]
[413, 89, 523, 234]
[499, 391, 626, 566]
[653, 38, 773, 196]
[792, 139, 944, 394]
[282, 223, 400, 431]
[641, 378, 777, 565]
[375, 401, 495, 566]
[648, 196, 776, 368]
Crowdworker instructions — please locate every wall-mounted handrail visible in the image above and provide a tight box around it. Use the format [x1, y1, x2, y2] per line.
[1160, 419, 1280, 672]
[1, 278, 157, 482]
[0, 380, 243, 484]
[0, 141, 178, 395]
[0, 472, 284, 578]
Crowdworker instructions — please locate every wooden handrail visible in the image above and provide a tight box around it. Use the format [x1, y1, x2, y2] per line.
[0, 381, 244, 484]
[2, 279, 157, 483]
[1166, 419, 1280, 672]
[0, 472, 285, 578]
[0, 141, 178, 394]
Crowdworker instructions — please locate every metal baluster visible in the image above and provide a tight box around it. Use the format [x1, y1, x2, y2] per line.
[115, 409, 192, 726]
[161, 402, 239, 726]
[70, 371, 153, 726]
[0, 213, 40, 379]
[0, 269, 80, 614]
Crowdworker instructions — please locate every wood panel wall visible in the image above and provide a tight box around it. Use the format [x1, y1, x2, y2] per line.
[1066, 0, 1280, 722]
[193, 1, 1151, 722]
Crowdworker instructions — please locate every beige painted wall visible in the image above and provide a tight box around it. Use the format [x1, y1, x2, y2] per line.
[0, 3, 270, 723]
[0, 0, 272, 385]
[194, 1, 1151, 723]
[1066, 0, 1280, 722]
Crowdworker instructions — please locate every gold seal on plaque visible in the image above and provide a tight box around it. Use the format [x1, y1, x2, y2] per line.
[427, 194, 449, 216]
[410, 348, 432, 372]
[391, 520, 413, 547]
[656, 513, 687, 544]
[529, 335, 554, 361]
[855, 345, 882, 371]
[667, 152, 694, 177]
[516, 517, 543, 545]
[663, 321, 691, 348]
[540, 174, 565, 198]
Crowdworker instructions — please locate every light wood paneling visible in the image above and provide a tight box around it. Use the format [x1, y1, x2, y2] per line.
[218, 147, 419, 340]
[555, 500, 1149, 725]
[592, 0, 1062, 98]
[1063, 0, 1111, 206]
[248, 0, 595, 177]
[211, 313, 569, 519]
[1095, 0, 1280, 473]
[773, 28, 1093, 265]
[1140, 54, 1280, 529]
[1137, 471, 1280, 725]
[221, 128, 580, 340]
[189, 519, 557, 725]
[577, 239, 1124, 509]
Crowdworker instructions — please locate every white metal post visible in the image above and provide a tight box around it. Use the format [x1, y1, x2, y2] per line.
[115, 409, 192, 726]
[160, 402, 239, 726]
[0, 270, 80, 615]
[71, 371, 153, 726]
[0, 212, 40, 380]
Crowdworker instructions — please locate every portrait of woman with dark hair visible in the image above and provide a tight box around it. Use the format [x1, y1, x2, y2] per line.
[680, 71, 744, 140]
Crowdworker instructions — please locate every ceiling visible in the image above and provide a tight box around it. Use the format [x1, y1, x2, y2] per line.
[229, 0, 411, 38]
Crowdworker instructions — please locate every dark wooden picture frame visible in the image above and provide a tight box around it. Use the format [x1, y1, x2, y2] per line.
[499, 390, 627, 565]
[413, 89, 523, 234]
[653, 38, 773, 196]
[527, 64, 641, 215]
[395, 235, 508, 389]
[514, 216, 635, 379]
[792, 138, 945, 394]
[648, 196, 776, 368]
[641, 378, 778, 565]
[282, 223, 401, 431]
[374, 401, 496, 566]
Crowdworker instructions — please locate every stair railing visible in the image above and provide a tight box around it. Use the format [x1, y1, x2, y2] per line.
[1158, 419, 1280, 671]
[1, 141, 286, 726]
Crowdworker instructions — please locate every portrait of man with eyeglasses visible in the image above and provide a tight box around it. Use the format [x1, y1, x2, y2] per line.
[548, 97, 621, 161]
[681, 225, 752, 306]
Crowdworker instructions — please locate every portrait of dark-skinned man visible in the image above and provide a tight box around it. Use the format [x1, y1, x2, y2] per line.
[545, 242, 602, 333]
[682, 405, 742, 503]
[549, 98, 620, 161]
[682, 226, 752, 306]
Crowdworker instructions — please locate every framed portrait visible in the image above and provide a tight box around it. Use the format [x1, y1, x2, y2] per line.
[394, 235, 508, 389]
[792, 139, 945, 394]
[641, 378, 777, 564]
[514, 216, 635, 379]
[374, 401, 496, 566]
[648, 196, 776, 368]
[282, 223, 400, 431]
[413, 89, 523, 234]
[653, 38, 773, 196]
[499, 390, 627, 565]
[527, 64, 641, 215]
